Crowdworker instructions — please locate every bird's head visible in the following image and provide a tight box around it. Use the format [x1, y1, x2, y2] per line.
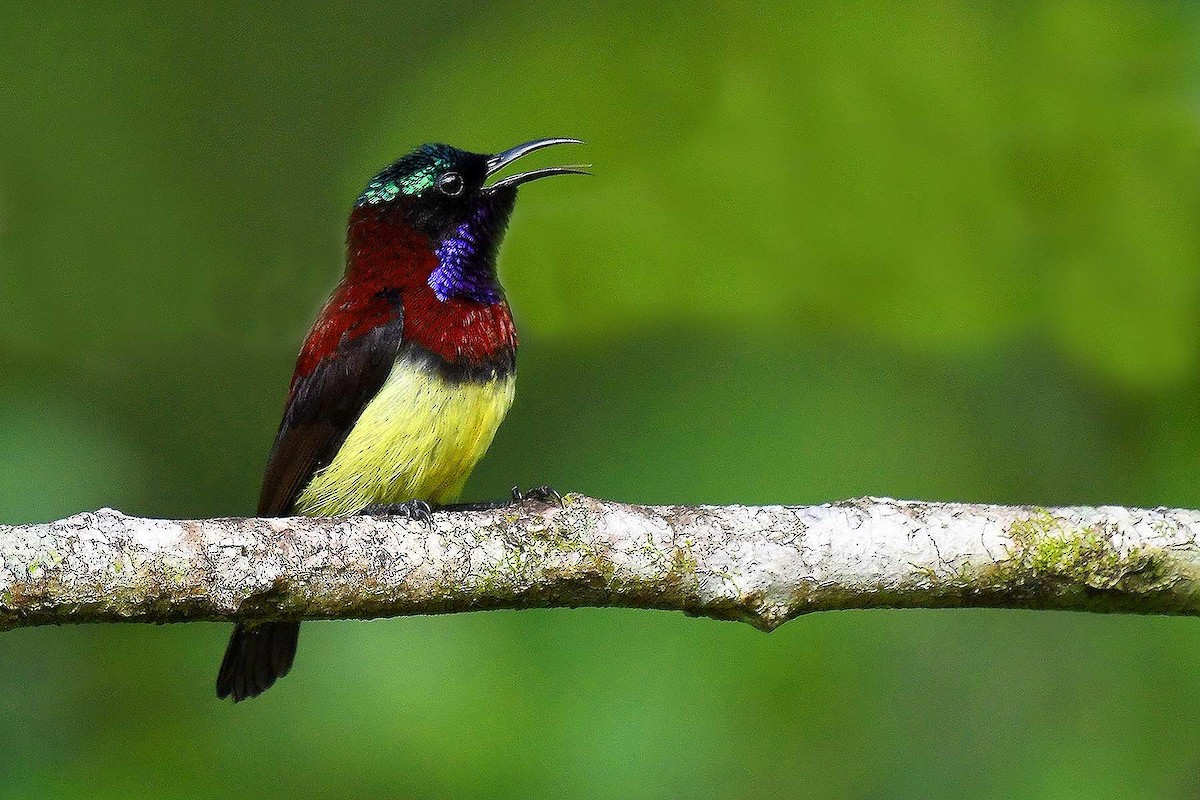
[350, 138, 585, 301]
[356, 138, 587, 240]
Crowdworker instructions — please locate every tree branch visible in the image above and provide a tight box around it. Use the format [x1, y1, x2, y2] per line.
[3, 495, 1200, 631]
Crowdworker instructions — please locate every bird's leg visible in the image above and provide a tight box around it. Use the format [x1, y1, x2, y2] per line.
[510, 485, 564, 507]
[358, 500, 434, 527]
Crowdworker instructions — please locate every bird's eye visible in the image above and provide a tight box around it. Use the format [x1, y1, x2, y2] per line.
[436, 171, 465, 196]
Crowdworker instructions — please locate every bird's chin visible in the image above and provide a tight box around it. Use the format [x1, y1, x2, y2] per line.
[472, 185, 518, 229]
[480, 183, 519, 207]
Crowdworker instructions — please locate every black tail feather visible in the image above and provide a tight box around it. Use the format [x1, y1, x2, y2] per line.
[216, 621, 300, 702]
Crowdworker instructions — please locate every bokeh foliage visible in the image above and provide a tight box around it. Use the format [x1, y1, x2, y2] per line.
[1, 2, 1199, 798]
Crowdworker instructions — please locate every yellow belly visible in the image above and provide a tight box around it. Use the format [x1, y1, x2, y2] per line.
[294, 360, 515, 516]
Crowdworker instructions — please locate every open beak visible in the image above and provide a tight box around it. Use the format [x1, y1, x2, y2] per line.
[484, 138, 589, 192]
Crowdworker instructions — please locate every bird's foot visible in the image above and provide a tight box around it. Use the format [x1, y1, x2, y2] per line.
[510, 485, 564, 507]
[359, 500, 435, 528]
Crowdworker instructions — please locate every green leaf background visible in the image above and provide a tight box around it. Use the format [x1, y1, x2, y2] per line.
[1, 2, 1199, 797]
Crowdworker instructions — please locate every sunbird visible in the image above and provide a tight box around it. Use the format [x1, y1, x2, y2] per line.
[216, 138, 586, 701]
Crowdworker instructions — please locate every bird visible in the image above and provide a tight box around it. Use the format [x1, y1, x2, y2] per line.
[216, 138, 587, 701]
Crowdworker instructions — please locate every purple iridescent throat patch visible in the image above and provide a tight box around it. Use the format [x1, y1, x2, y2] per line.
[429, 204, 503, 304]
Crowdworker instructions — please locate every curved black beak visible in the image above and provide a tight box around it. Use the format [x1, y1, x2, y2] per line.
[485, 138, 589, 192]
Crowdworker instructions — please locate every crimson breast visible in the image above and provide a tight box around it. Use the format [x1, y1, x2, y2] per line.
[401, 285, 517, 367]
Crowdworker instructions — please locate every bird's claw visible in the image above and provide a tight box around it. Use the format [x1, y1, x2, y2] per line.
[510, 485, 564, 507]
[359, 500, 435, 528]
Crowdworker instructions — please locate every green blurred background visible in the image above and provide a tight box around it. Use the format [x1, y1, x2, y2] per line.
[1, 2, 1199, 797]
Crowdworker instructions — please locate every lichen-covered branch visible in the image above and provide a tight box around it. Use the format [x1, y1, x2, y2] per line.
[3, 495, 1200, 631]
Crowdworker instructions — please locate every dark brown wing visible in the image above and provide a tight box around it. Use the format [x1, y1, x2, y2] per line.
[257, 297, 405, 517]
[219, 289, 405, 702]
